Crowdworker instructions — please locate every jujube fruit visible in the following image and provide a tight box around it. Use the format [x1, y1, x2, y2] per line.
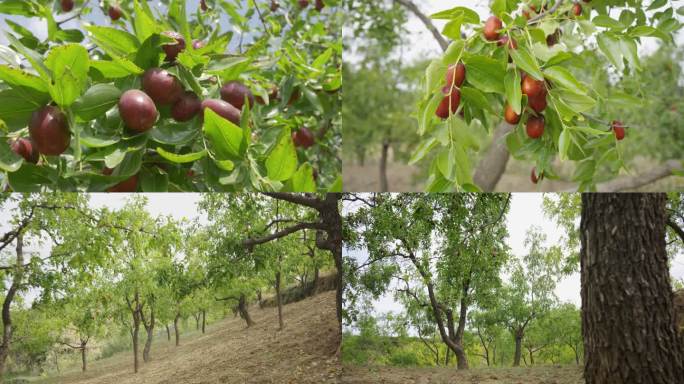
[201, 99, 241, 125]
[292, 127, 315, 148]
[530, 167, 543, 184]
[315, 0, 325, 12]
[435, 86, 461, 119]
[10, 138, 39, 164]
[287, 89, 301, 105]
[611, 120, 625, 140]
[142, 68, 184, 105]
[527, 91, 548, 113]
[118, 90, 158, 133]
[504, 104, 520, 124]
[522, 75, 546, 98]
[299, 0, 309, 8]
[270, 0, 279, 11]
[446, 62, 466, 88]
[162, 31, 186, 62]
[171, 91, 202, 122]
[220, 81, 255, 111]
[29, 106, 71, 156]
[109, 4, 122, 21]
[61, 0, 74, 12]
[572, 3, 582, 16]
[103, 168, 139, 193]
[200, 0, 208, 11]
[483, 16, 503, 41]
[526, 115, 545, 139]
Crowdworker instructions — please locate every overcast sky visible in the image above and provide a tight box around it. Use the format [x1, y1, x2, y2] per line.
[344, 193, 684, 325]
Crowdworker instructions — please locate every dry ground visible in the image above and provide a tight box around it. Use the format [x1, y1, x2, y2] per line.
[33, 291, 340, 384]
[341, 364, 583, 384]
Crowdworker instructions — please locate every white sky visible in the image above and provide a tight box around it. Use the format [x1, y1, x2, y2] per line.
[344, 193, 684, 321]
[345, 0, 684, 65]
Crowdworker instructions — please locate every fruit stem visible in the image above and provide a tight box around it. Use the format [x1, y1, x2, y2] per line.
[527, 0, 563, 24]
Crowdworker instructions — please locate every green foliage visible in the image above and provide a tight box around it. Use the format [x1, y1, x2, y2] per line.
[0, 0, 341, 191]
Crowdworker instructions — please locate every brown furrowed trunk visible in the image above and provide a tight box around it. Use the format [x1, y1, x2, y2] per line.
[201, 310, 206, 333]
[513, 333, 522, 367]
[379, 139, 389, 192]
[238, 294, 255, 327]
[174, 313, 180, 346]
[581, 193, 684, 383]
[276, 270, 283, 330]
[81, 343, 87, 372]
[0, 234, 24, 377]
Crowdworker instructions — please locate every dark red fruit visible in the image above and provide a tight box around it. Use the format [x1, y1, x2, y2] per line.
[546, 30, 560, 46]
[435, 86, 461, 119]
[108, 4, 122, 21]
[171, 91, 202, 122]
[446, 62, 466, 88]
[29, 106, 71, 156]
[201, 99, 241, 125]
[220, 81, 255, 111]
[107, 173, 139, 192]
[292, 127, 315, 148]
[10, 138, 39, 164]
[162, 31, 186, 62]
[287, 89, 301, 105]
[118, 90, 158, 133]
[526, 115, 545, 139]
[270, 0, 279, 12]
[497, 35, 518, 49]
[527, 91, 548, 113]
[522, 75, 546, 98]
[299, 0, 309, 8]
[531, 167, 543, 184]
[200, 0, 208, 11]
[484, 16, 503, 41]
[611, 120, 625, 140]
[315, 0, 324, 12]
[61, 0, 74, 12]
[192, 40, 206, 50]
[142, 68, 184, 105]
[572, 3, 582, 16]
[504, 104, 520, 124]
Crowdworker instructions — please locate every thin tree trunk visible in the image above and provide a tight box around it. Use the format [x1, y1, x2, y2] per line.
[238, 294, 255, 327]
[379, 139, 389, 192]
[81, 342, 87, 372]
[581, 193, 684, 383]
[201, 310, 206, 333]
[166, 324, 171, 341]
[0, 233, 24, 376]
[513, 332, 523, 367]
[312, 265, 319, 295]
[444, 347, 450, 366]
[142, 308, 155, 363]
[174, 313, 180, 346]
[276, 270, 284, 330]
[132, 322, 140, 373]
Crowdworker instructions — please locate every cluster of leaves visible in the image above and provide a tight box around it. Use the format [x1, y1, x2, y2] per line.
[0, 0, 342, 192]
[412, 0, 683, 191]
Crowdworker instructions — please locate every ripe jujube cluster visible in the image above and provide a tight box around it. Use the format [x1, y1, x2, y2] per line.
[435, 62, 464, 119]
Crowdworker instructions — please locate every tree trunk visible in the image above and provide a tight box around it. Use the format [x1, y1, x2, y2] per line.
[174, 313, 181, 346]
[166, 324, 171, 341]
[132, 322, 140, 373]
[444, 347, 450, 366]
[257, 290, 263, 309]
[275, 270, 284, 330]
[237, 294, 255, 327]
[194, 312, 200, 330]
[201, 310, 206, 333]
[580, 193, 684, 383]
[379, 139, 389, 192]
[513, 333, 523, 367]
[312, 265, 320, 295]
[0, 233, 24, 376]
[81, 343, 87, 372]
[142, 311, 154, 363]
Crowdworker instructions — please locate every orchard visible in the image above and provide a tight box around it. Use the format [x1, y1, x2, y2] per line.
[409, 0, 683, 192]
[0, 0, 341, 192]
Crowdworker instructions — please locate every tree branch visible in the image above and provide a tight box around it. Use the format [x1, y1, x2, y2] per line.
[473, 123, 515, 191]
[667, 218, 684, 244]
[263, 193, 324, 210]
[243, 221, 325, 248]
[395, 0, 449, 52]
[594, 160, 682, 192]
[527, 0, 564, 24]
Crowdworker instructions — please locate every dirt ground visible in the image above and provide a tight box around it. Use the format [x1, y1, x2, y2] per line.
[33, 291, 341, 384]
[341, 364, 583, 384]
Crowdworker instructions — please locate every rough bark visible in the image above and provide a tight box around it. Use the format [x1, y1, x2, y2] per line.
[126, 291, 143, 373]
[596, 160, 682, 192]
[394, 0, 448, 51]
[581, 193, 684, 383]
[513, 331, 523, 367]
[0, 233, 24, 376]
[174, 313, 180, 346]
[379, 139, 389, 192]
[238, 294, 255, 327]
[80, 341, 87, 372]
[142, 306, 155, 363]
[473, 123, 514, 191]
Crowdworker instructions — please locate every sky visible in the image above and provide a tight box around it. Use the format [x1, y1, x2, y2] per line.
[344, 193, 684, 325]
[345, 0, 684, 65]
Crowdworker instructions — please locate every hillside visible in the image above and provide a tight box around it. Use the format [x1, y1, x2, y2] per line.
[33, 291, 340, 384]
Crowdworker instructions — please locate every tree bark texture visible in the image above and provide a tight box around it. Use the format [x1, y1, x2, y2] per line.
[379, 139, 389, 192]
[581, 193, 684, 383]
[0, 233, 23, 377]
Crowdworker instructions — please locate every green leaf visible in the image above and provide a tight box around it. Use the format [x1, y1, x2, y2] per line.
[202, 108, 245, 160]
[150, 120, 199, 145]
[558, 128, 570, 161]
[592, 15, 625, 30]
[543, 66, 587, 94]
[90, 60, 142, 78]
[569, 126, 611, 135]
[555, 90, 596, 113]
[442, 16, 464, 41]
[596, 33, 623, 71]
[85, 25, 140, 57]
[0, 65, 49, 93]
[437, 150, 455, 182]
[491, 0, 506, 17]
[0, 140, 23, 172]
[409, 138, 438, 165]
[4, 32, 50, 80]
[462, 56, 505, 94]
[312, 48, 334, 69]
[156, 147, 207, 163]
[140, 167, 169, 192]
[290, 163, 316, 192]
[647, 0, 667, 11]
[0, 88, 50, 129]
[133, 0, 158, 42]
[0, 0, 36, 16]
[430, 7, 480, 24]
[327, 175, 343, 192]
[266, 127, 297, 181]
[72, 84, 122, 121]
[460, 86, 494, 115]
[619, 38, 640, 70]
[45, 44, 90, 107]
[7, 163, 55, 192]
[504, 68, 522, 114]
[509, 46, 544, 81]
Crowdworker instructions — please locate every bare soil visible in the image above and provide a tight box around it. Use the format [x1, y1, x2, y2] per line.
[341, 364, 583, 384]
[34, 291, 341, 384]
